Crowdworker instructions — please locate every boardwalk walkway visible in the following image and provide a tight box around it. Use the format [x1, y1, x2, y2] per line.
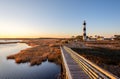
[61, 46, 90, 79]
[61, 46, 119, 79]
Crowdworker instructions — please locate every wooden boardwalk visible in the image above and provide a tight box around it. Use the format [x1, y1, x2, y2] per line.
[61, 46, 119, 79]
[61, 46, 90, 79]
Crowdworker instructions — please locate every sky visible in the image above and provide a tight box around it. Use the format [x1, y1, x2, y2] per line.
[0, 0, 120, 38]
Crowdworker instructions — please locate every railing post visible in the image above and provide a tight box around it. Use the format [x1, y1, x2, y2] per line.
[62, 46, 119, 79]
[60, 46, 72, 79]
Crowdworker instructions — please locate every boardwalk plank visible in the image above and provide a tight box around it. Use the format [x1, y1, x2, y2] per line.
[61, 47, 90, 79]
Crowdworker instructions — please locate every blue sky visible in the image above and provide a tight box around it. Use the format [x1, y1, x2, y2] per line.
[0, 0, 120, 38]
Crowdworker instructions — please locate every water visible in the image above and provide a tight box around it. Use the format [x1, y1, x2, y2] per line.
[0, 42, 60, 79]
[0, 40, 21, 42]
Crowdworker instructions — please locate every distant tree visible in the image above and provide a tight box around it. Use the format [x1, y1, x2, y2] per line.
[114, 35, 120, 40]
[75, 35, 83, 41]
[72, 36, 75, 38]
[95, 35, 97, 38]
[97, 36, 101, 39]
[70, 36, 75, 41]
[90, 36, 93, 38]
[86, 36, 89, 39]
[89, 36, 93, 40]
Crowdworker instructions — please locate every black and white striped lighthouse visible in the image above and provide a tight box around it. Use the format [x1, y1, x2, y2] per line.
[83, 21, 87, 41]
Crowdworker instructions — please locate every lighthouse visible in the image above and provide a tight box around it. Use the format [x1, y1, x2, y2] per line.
[83, 21, 87, 41]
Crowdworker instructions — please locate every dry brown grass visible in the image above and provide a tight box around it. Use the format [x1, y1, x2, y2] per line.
[7, 39, 62, 66]
[85, 40, 120, 49]
[72, 40, 120, 77]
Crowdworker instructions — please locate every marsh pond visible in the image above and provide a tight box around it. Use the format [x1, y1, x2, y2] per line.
[0, 41, 60, 79]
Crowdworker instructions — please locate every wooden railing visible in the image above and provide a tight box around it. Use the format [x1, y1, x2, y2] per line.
[61, 46, 119, 79]
[61, 46, 73, 79]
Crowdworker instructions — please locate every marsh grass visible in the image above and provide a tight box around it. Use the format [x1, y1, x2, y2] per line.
[72, 41, 120, 77]
[7, 39, 62, 66]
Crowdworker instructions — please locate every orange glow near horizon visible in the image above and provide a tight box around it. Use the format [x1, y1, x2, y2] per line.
[0, 33, 114, 38]
[0, 32, 72, 38]
[0, 20, 115, 38]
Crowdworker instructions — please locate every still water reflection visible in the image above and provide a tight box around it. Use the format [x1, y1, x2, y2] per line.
[0, 43, 60, 79]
